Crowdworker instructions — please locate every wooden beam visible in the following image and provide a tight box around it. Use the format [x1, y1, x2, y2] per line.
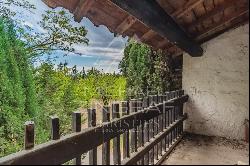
[42, 0, 57, 8]
[167, 46, 183, 56]
[156, 39, 170, 49]
[198, 16, 249, 43]
[140, 30, 156, 42]
[196, 6, 249, 41]
[74, 0, 95, 22]
[110, 0, 203, 57]
[188, 0, 242, 31]
[156, 0, 175, 12]
[172, 0, 205, 19]
[116, 15, 137, 34]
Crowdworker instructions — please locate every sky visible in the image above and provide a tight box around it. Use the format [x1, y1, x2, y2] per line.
[9, 0, 128, 73]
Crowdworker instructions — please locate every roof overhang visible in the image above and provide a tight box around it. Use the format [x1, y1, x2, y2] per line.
[43, 0, 249, 57]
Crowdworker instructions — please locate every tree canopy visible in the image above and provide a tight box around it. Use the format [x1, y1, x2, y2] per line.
[119, 40, 181, 98]
[1, 0, 89, 58]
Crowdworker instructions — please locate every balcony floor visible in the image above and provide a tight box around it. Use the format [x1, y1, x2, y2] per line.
[162, 133, 249, 165]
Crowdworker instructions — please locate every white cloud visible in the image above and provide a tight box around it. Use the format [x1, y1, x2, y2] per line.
[93, 59, 121, 73]
[5, 0, 128, 73]
[21, 21, 34, 28]
[73, 45, 124, 60]
[66, 52, 93, 58]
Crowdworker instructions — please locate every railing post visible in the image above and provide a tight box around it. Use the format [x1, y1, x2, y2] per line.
[173, 91, 177, 141]
[152, 95, 159, 161]
[148, 95, 154, 164]
[130, 99, 138, 154]
[162, 95, 167, 152]
[122, 101, 130, 160]
[137, 98, 144, 165]
[153, 95, 159, 161]
[158, 95, 163, 157]
[175, 90, 180, 139]
[168, 92, 173, 147]
[172, 91, 176, 143]
[72, 111, 82, 165]
[112, 103, 121, 165]
[102, 106, 111, 165]
[50, 116, 60, 140]
[24, 121, 35, 150]
[165, 92, 170, 150]
[180, 90, 185, 135]
[143, 97, 150, 165]
[88, 109, 97, 165]
[176, 90, 181, 138]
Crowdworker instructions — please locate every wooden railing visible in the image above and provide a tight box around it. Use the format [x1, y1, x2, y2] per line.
[0, 90, 188, 165]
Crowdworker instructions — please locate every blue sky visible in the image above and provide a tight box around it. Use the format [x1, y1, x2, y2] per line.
[8, 0, 128, 73]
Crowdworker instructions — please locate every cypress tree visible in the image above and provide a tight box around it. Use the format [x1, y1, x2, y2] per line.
[0, 18, 39, 156]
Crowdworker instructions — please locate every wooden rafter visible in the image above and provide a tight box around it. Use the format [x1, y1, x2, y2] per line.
[156, 0, 175, 13]
[139, 0, 206, 50]
[156, 39, 170, 49]
[167, 46, 183, 56]
[74, 0, 95, 22]
[172, 0, 205, 19]
[111, 0, 203, 57]
[115, 15, 137, 34]
[196, 6, 249, 40]
[188, 0, 243, 31]
[140, 30, 156, 42]
[42, 0, 248, 57]
[198, 14, 249, 43]
[42, 0, 57, 8]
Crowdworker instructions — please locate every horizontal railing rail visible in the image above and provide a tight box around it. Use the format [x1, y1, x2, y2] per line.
[0, 90, 188, 165]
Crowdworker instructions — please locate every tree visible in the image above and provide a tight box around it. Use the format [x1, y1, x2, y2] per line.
[71, 65, 78, 80]
[119, 40, 152, 98]
[80, 66, 86, 79]
[0, 18, 39, 156]
[119, 40, 181, 98]
[0, 0, 35, 19]
[1, 0, 89, 58]
[87, 67, 101, 76]
[57, 62, 64, 71]
[26, 10, 89, 57]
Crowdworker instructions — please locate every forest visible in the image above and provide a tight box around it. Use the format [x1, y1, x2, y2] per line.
[0, 0, 180, 157]
[0, 18, 126, 155]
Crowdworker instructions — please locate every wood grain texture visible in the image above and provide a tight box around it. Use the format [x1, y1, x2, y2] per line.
[0, 95, 189, 165]
[42, 0, 248, 56]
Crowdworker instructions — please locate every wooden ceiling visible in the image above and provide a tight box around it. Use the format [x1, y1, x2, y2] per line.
[43, 0, 249, 56]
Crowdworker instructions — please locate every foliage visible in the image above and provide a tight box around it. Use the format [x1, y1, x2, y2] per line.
[119, 40, 181, 98]
[0, 18, 126, 157]
[35, 61, 126, 107]
[1, 0, 89, 58]
[26, 10, 89, 57]
[0, 18, 38, 156]
[34, 61, 126, 134]
[0, 0, 35, 18]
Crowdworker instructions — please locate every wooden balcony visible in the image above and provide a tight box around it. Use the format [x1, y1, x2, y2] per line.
[0, 90, 189, 165]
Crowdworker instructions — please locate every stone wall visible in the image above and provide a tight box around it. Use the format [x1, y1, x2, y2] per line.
[183, 24, 249, 140]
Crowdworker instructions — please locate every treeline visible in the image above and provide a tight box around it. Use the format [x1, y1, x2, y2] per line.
[0, 19, 126, 157]
[35, 61, 126, 136]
